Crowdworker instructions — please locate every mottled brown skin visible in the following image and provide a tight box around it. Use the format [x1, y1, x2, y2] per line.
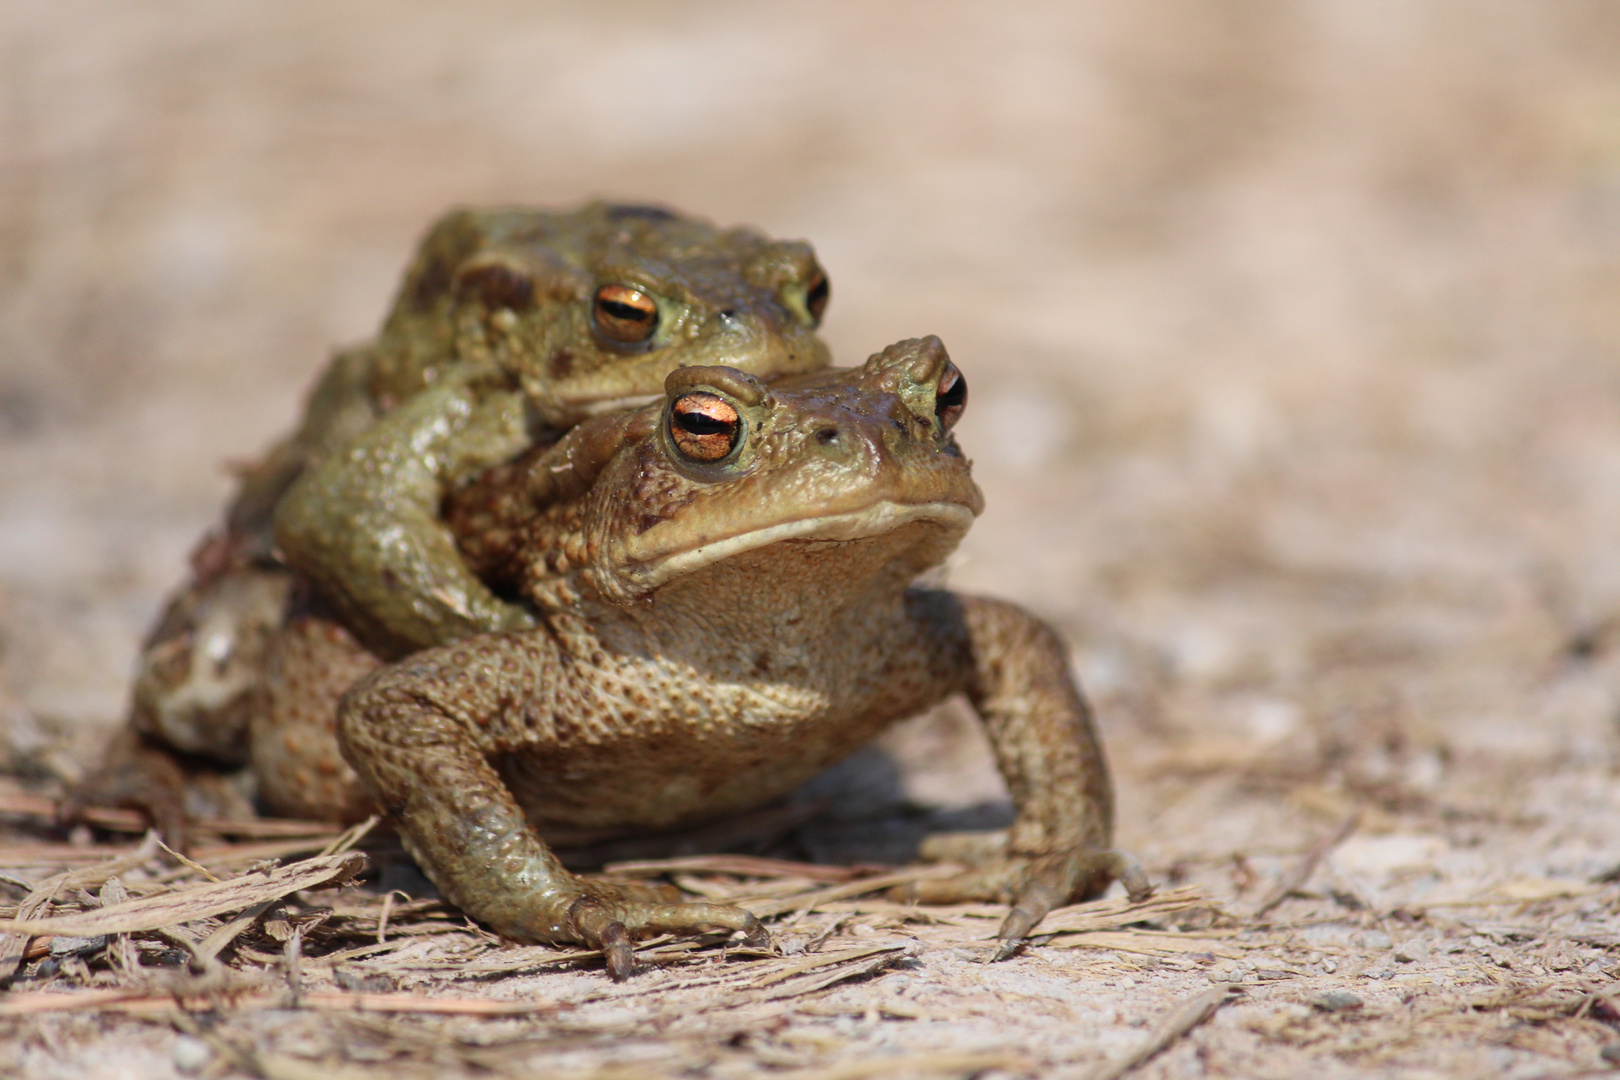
[325, 337, 1148, 978]
[66, 203, 833, 842]
[252, 591, 380, 825]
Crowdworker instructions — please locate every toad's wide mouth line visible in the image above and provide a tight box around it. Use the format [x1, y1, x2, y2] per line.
[620, 500, 978, 591]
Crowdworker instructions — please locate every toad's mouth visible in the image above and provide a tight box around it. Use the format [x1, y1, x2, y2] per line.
[618, 500, 977, 594]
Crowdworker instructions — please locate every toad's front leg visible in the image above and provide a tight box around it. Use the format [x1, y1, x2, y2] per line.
[273, 371, 538, 658]
[896, 592, 1152, 957]
[335, 633, 768, 980]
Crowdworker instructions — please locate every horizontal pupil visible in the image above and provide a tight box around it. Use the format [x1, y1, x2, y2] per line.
[676, 412, 734, 435]
[599, 299, 654, 322]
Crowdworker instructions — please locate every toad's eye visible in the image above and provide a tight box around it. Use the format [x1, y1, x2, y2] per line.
[594, 284, 660, 344]
[669, 392, 741, 462]
[805, 268, 830, 326]
[935, 362, 967, 430]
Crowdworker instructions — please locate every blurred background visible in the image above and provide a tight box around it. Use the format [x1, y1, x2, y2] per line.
[4, 1, 1620, 875]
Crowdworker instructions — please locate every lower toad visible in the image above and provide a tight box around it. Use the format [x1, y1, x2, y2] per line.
[316, 336, 1148, 976]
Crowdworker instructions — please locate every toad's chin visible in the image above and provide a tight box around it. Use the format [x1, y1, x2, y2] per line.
[612, 500, 978, 598]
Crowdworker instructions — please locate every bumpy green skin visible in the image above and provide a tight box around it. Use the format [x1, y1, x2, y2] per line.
[323, 338, 1149, 978]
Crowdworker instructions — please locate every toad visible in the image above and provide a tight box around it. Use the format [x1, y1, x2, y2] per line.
[73, 203, 833, 836]
[291, 336, 1147, 978]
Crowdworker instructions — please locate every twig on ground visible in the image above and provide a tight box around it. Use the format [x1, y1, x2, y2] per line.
[99, 876, 141, 975]
[0, 851, 366, 937]
[375, 889, 405, 943]
[603, 854, 888, 883]
[0, 875, 61, 984]
[156, 837, 222, 882]
[0, 831, 163, 981]
[284, 924, 304, 1006]
[1079, 984, 1239, 1080]
[0, 792, 340, 840]
[744, 865, 963, 919]
[192, 898, 278, 971]
[319, 815, 381, 858]
[1045, 929, 1244, 959]
[746, 943, 912, 988]
[1034, 885, 1211, 935]
[1251, 812, 1361, 919]
[773, 1051, 1035, 1080]
[0, 987, 566, 1017]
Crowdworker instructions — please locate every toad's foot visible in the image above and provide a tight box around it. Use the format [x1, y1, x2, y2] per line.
[889, 836, 1152, 961]
[559, 878, 771, 980]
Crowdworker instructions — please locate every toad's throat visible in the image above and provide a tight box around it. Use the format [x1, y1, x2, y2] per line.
[616, 501, 976, 595]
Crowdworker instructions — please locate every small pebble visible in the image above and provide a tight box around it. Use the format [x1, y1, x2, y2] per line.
[173, 1035, 212, 1074]
[334, 969, 394, 993]
[1393, 940, 1428, 963]
[1313, 991, 1363, 1013]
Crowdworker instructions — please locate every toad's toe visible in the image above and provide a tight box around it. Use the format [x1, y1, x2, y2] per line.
[889, 846, 1152, 960]
[562, 887, 770, 980]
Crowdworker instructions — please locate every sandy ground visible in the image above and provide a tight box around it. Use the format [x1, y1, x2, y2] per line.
[4, 2, 1620, 1076]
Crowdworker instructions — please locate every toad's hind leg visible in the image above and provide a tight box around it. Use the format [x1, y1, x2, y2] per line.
[251, 606, 379, 823]
[337, 633, 769, 980]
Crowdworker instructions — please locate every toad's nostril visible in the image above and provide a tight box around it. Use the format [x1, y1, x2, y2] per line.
[935, 362, 968, 430]
[816, 426, 840, 444]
